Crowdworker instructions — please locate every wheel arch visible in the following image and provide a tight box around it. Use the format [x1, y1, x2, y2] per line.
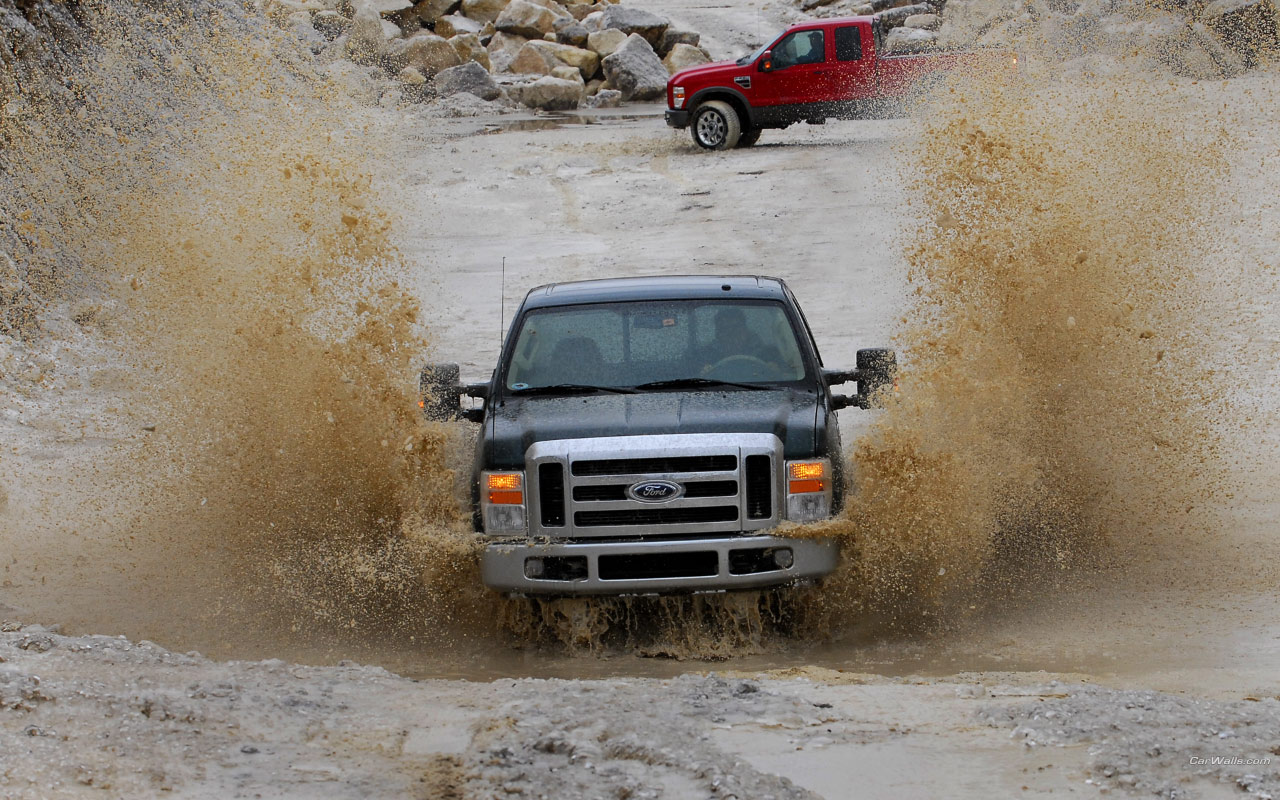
[688, 87, 754, 129]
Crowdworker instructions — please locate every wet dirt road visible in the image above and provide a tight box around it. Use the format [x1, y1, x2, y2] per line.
[4, 92, 1278, 692]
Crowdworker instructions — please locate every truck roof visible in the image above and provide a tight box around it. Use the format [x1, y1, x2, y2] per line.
[521, 275, 791, 310]
[787, 15, 874, 27]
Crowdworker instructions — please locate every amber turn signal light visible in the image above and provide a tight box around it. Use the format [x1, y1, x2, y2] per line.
[486, 473, 524, 505]
[486, 473, 522, 491]
[787, 461, 827, 495]
[787, 462, 826, 481]
[788, 479, 825, 494]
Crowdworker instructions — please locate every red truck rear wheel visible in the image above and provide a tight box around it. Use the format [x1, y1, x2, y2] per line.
[691, 101, 741, 150]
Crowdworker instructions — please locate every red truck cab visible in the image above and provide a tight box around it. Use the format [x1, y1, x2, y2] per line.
[665, 16, 1012, 149]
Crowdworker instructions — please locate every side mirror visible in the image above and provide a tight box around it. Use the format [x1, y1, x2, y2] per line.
[823, 348, 897, 410]
[855, 348, 897, 409]
[420, 363, 487, 423]
[759, 50, 774, 71]
[420, 363, 462, 420]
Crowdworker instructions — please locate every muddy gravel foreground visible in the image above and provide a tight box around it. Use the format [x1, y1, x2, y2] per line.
[4, 622, 1279, 799]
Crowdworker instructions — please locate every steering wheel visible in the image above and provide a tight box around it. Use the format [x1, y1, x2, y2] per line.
[702, 354, 773, 381]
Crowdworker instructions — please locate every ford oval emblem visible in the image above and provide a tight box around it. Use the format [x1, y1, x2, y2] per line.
[627, 480, 684, 503]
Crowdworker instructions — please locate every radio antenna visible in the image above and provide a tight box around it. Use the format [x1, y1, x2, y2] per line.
[499, 256, 506, 347]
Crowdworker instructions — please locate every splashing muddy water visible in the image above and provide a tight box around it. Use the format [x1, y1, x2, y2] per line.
[1, 1, 493, 660]
[800, 72, 1253, 627]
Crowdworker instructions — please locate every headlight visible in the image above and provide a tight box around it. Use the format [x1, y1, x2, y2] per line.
[672, 86, 686, 108]
[784, 459, 831, 522]
[481, 471, 526, 534]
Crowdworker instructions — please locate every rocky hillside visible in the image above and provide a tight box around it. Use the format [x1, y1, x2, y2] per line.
[265, 0, 713, 110]
[796, 0, 1278, 78]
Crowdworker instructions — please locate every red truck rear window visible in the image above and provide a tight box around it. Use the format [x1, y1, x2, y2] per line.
[835, 26, 862, 62]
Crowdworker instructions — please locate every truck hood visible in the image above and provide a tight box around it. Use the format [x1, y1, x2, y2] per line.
[670, 59, 743, 85]
[485, 389, 819, 467]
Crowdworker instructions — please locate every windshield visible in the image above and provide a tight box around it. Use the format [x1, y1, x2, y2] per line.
[503, 299, 812, 393]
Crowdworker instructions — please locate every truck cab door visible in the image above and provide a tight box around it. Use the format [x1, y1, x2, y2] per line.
[828, 22, 877, 110]
[753, 28, 832, 111]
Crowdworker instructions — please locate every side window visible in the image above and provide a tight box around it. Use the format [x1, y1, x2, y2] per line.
[835, 26, 862, 62]
[772, 30, 826, 69]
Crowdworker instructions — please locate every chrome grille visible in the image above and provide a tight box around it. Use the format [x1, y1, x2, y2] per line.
[525, 434, 782, 539]
[576, 506, 740, 527]
[571, 455, 736, 476]
[538, 462, 566, 528]
[745, 455, 773, 519]
[572, 480, 738, 503]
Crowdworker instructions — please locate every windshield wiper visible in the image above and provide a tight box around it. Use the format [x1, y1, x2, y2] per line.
[508, 383, 637, 396]
[632, 378, 771, 392]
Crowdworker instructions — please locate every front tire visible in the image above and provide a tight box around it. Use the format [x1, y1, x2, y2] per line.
[691, 100, 741, 150]
[736, 128, 761, 148]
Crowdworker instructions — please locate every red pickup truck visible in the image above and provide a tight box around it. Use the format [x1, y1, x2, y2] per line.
[665, 16, 1014, 149]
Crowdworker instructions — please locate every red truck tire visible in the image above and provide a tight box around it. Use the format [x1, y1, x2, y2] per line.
[691, 100, 742, 150]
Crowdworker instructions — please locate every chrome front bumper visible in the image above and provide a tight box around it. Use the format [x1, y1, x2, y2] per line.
[481, 534, 839, 596]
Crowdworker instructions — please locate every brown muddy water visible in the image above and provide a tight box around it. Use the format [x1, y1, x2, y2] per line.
[2, 4, 1278, 686]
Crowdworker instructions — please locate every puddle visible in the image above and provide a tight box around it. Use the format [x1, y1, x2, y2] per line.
[473, 111, 662, 135]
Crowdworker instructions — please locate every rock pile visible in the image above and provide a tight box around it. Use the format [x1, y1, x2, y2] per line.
[262, 0, 714, 110]
[795, 0, 1277, 77]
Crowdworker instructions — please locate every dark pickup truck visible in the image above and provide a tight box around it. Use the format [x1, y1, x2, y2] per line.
[422, 275, 895, 596]
[665, 15, 1015, 149]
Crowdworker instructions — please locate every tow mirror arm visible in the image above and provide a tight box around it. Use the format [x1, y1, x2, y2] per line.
[460, 381, 489, 423]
